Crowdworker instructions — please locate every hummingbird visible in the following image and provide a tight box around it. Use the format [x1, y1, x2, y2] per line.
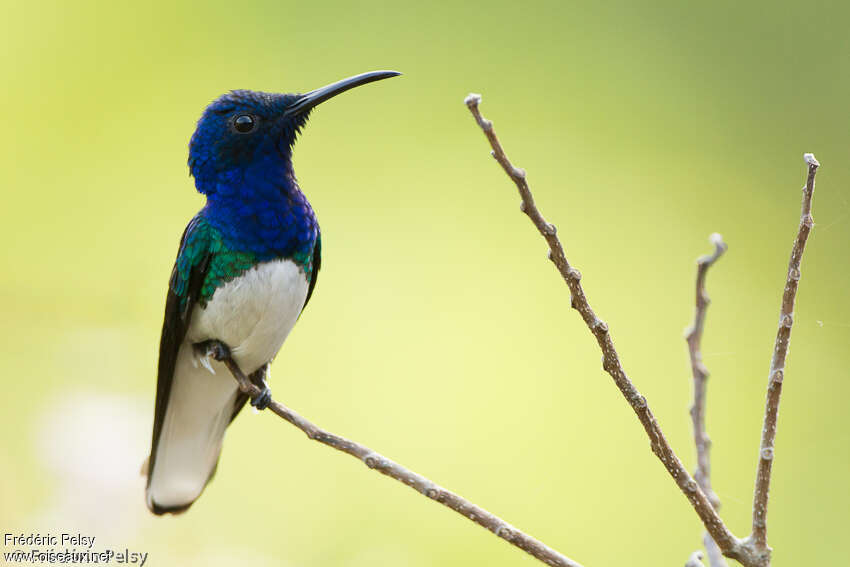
[145, 70, 401, 515]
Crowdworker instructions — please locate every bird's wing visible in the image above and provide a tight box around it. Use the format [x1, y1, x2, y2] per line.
[146, 215, 212, 497]
[303, 231, 321, 310]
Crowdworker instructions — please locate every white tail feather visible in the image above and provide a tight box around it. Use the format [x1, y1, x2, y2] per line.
[146, 343, 239, 511]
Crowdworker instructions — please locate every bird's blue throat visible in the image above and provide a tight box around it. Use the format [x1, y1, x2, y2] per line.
[197, 158, 318, 264]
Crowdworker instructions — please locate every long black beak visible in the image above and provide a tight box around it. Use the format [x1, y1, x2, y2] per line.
[284, 70, 401, 117]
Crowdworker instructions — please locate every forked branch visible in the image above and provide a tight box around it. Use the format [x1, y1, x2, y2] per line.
[465, 93, 820, 567]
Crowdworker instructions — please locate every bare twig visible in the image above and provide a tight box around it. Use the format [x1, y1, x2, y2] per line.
[686, 233, 727, 508]
[217, 355, 584, 567]
[750, 153, 820, 554]
[463, 93, 750, 560]
[685, 233, 729, 567]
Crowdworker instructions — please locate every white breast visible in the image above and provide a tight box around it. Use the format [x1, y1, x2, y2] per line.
[187, 259, 310, 374]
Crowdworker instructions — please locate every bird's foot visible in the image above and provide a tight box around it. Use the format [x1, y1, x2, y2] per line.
[248, 368, 272, 410]
[250, 385, 272, 410]
[192, 340, 232, 374]
[200, 340, 231, 361]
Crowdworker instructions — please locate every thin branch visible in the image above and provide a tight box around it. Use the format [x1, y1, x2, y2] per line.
[217, 355, 584, 567]
[685, 233, 729, 567]
[750, 153, 820, 552]
[464, 93, 750, 562]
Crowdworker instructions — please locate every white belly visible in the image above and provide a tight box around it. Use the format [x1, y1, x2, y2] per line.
[146, 259, 310, 510]
[187, 258, 310, 374]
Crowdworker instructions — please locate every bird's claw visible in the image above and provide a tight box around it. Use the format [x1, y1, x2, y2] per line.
[251, 385, 272, 410]
[193, 339, 231, 362]
[204, 340, 231, 361]
[192, 340, 232, 375]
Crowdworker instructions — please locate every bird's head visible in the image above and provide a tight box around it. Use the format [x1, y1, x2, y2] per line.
[188, 70, 400, 192]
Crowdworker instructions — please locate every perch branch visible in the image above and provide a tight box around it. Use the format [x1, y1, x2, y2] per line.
[217, 354, 584, 567]
[685, 234, 728, 567]
[464, 93, 751, 562]
[750, 153, 820, 553]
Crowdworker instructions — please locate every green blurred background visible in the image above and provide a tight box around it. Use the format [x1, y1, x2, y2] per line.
[1, 0, 848, 565]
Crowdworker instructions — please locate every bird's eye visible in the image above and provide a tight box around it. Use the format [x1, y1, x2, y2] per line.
[233, 114, 256, 133]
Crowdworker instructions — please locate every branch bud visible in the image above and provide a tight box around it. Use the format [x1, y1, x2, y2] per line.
[803, 152, 820, 167]
[464, 93, 482, 107]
